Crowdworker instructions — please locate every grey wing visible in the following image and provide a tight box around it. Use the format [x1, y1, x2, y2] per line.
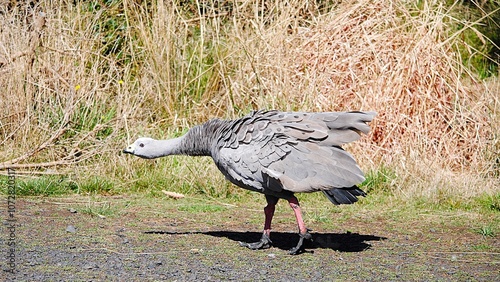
[216, 110, 375, 194]
[216, 111, 290, 193]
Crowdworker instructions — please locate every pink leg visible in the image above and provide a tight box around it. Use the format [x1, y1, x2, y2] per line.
[288, 196, 307, 234]
[239, 195, 278, 250]
[287, 195, 312, 254]
[263, 202, 276, 236]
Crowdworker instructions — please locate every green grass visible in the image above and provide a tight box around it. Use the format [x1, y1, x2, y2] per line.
[476, 225, 496, 237]
[2, 170, 497, 229]
[0, 175, 116, 196]
[177, 204, 227, 213]
[80, 201, 116, 217]
[472, 243, 494, 251]
[73, 103, 116, 139]
[77, 176, 115, 194]
[306, 209, 335, 224]
[360, 166, 397, 194]
[122, 155, 245, 201]
[475, 192, 500, 212]
[0, 176, 77, 196]
[3, 170, 496, 228]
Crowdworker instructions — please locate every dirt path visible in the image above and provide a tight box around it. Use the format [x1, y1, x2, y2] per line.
[2, 196, 499, 281]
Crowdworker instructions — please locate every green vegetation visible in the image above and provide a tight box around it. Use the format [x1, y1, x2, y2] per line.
[0, 175, 115, 196]
[444, 0, 500, 78]
[77, 176, 115, 194]
[177, 204, 227, 213]
[360, 166, 397, 194]
[476, 225, 496, 237]
[0, 175, 77, 196]
[80, 200, 116, 217]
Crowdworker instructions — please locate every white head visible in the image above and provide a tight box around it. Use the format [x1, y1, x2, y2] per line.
[124, 136, 185, 159]
[123, 137, 158, 159]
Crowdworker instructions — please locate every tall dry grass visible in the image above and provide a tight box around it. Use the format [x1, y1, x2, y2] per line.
[0, 0, 498, 199]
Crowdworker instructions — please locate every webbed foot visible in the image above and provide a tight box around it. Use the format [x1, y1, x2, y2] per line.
[239, 233, 272, 250]
[289, 230, 313, 255]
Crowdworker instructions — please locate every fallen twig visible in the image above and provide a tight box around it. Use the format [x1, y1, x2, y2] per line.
[161, 190, 185, 199]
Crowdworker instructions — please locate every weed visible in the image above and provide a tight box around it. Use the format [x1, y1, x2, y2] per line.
[81, 201, 115, 217]
[476, 225, 496, 237]
[472, 243, 492, 251]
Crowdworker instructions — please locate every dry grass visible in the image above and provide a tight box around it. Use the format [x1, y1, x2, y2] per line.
[0, 0, 498, 200]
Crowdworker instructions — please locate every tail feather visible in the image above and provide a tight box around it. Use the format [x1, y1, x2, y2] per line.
[322, 186, 366, 205]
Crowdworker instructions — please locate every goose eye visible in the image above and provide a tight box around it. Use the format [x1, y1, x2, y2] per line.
[139, 143, 144, 148]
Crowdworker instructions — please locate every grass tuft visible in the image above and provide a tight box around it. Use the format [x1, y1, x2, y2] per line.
[81, 200, 116, 218]
[77, 176, 115, 195]
[361, 166, 397, 194]
[476, 225, 496, 238]
[9, 176, 77, 196]
[475, 193, 500, 213]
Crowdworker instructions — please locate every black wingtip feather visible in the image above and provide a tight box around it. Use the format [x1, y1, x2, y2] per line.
[322, 186, 366, 205]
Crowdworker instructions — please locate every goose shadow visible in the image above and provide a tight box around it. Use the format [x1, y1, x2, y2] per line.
[145, 230, 386, 252]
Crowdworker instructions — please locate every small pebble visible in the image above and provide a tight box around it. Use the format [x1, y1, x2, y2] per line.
[84, 263, 99, 270]
[267, 253, 276, 258]
[68, 208, 77, 213]
[66, 225, 76, 233]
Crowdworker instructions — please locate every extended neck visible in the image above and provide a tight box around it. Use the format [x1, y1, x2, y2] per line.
[148, 120, 225, 158]
[155, 128, 214, 157]
[179, 125, 214, 156]
[149, 137, 186, 158]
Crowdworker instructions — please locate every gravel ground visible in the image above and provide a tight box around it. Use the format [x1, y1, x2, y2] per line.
[2, 197, 499, 281]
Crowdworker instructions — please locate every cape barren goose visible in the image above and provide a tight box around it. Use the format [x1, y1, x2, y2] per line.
[124, 110, 376, 254]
